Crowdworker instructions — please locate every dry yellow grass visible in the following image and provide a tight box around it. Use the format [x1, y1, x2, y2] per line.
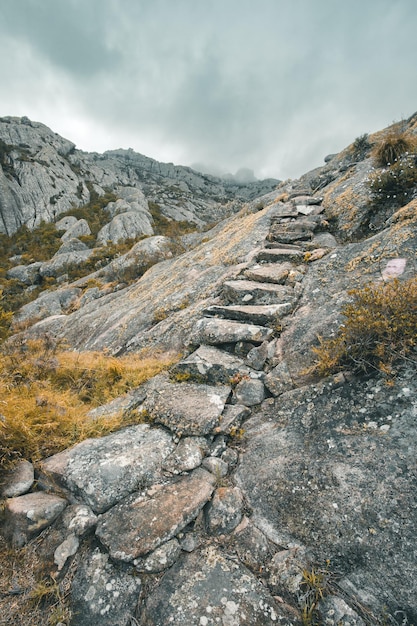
[0, 339, 177, 469]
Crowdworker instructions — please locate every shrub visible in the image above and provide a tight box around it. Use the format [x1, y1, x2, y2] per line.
[367, 154, 417, 210]
[311, 277, 417, 377]
[372, 130, 415, 167]
[352, 133, 371, 160]
[0, 291, 13, 342]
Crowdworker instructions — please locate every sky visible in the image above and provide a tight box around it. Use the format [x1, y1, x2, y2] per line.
[0, 0, 416, 181]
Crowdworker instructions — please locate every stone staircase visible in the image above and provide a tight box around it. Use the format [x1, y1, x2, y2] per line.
[2, 192, 342, 625]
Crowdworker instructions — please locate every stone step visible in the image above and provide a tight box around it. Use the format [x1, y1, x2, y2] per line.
[263, 241, 306, 250]
[193, 317, 273, 346]
[256, 248, 304, 263]
[170, 345, 258, 385]
[203, 303, 292, 325]
[222, 279, 295, 305]
[244, 263, 293, 284]
[267, 222, 314, 243]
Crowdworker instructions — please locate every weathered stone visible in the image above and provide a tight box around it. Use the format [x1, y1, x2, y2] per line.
[214, 404, 250, 435]
[203, 303, 291, 325]
[61, 218, 91, 241]
[61, 504, 98, 536]
[246, 340, 270, 370]
[40, 424, 174, 513]
[135, 538, 182, 573]
[223, 279, 296, 305]
[100, 235, 173, 281]
[56, 237, 90, 255]
[141, 547, 295, 625]
[267, 547, 308, 598]
[221, 447, 239, 467]
[162, 437, 207, 474]
[305, 247, 329, 262]
[318, 596, 365, 626]
[209, 434, 228, 457]
[256, 247, 304, 262]
[6, 262, 42, 285]
[70, 547, 141, 626]
[170, 344, 253, 384]
[96, 468, 216, 561]
[268, 221, 315, 242]
[232, 517, 273, 571]
[202, 456, 228, 477]
[264, 361, 294, 397]
[236, 373, 417, 618]
[193, 317, 273, 345]
[96, 211, 153, 244]
[1, 460, 34, 497]
[234, 340, 255, 356]
[234, 378, 265, 406]
[244, 262, 293, 284]
[143, 378, 231, 436]
[55, 215, 78, 231]
[39, 250, 93, 278]
[54, 533, 79, 571]
[86, 386, 147, 421]
[307, 231, 338, 249]
[3, 492, 67, 547]
[205, 487, 244, 535]
[13, 286, 82, 324]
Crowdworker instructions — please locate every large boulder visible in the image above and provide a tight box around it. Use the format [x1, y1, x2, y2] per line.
[96, 211, 154, 244]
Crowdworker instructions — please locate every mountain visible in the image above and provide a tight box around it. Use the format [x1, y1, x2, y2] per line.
[0, 115, 416, 626]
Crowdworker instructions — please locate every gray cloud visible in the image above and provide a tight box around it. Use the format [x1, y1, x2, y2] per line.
[0, 0, 416, 179]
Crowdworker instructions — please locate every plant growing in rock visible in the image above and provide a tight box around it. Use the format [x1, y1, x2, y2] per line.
[372, 130, 415, 167]
[367, 154, 417, 211]
[352, 133, 372, 160]
[311, 277, 417, 377]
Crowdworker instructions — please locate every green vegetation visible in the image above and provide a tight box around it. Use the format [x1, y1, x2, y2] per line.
[59, 187, 117, 240]
[148, 201, 198, 237]
[299, 563, 332, 626]
[352, 133, 372, 160]
[311, 277, 417, 378]
[371, 130, 415, 167]
[368, 154, 417, 210]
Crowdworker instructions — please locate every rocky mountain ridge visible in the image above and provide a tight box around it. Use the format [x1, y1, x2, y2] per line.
[0, 115, 417, 626]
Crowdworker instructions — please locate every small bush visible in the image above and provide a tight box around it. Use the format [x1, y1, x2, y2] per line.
[311, 277, 417, 377]
[372, 130, 415, 167]
[352, 133, 371, 160]
[367, 154, 417, 210]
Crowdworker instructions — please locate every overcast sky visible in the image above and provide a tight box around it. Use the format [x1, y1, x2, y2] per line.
[0, 0, 416, 180]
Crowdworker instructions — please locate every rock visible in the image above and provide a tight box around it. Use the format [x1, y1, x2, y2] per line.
[267, 547, 307, 598]
[86, 386, 147, 421]
[96, 211, 153, 244]
[54, 533, 79, 571]
[39, 424, 174, 513]
[6, 262, 42, 285]
[141, 547, 295, 625]
[256, 248, 304, 263]
[162, 437, 207, 474]
[203, 303, 291, 325]
[143, 378, 231, 436]
[70, 547, 141, 626]
[39, 249, 94, 278]
[3, 492, 67, 547]
[1, 460, 34, 497]
[135, 538, 182, 573]
[214, 404, 250, 435]
[221, 447, 239, 467]
[61, 504, 98, 536]
[193, 317, 273, 345]
[170, 344, 253, 385]
[246, 340, 270, 370]
[61, 218, 91, 241]
[318, 596, 365, 626]
[264, 361, 294, 397]
[55, 215, 78, 231]
[232, 517, 273, 571]
[244, 262, 293, 284]
[100, 235, 173, 282]
[13, 287, 82, 324]
[235, 378, 266, 406]
[96, 468, 216, 561]
[55, 237, 90, 255]
[235, 373, 417, 617]
[307, 232, 338, 249]
[202, 456, 229, 477]
[209, 434, 228, 457]
[223, 279, 296, 306]
[205, 486, 244, 535]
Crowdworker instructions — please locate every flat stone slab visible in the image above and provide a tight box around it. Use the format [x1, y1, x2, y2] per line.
[244, 262, 293, 284]
[256, 248, 304, 263]
[3, 492, 67, 547]
[171, 345, 253, 384]
[96, 468, 216, 561]
[143, 378, 231, 436]
[40, 424, 174, 513]
[193, 317, 273, 345]
[223, 279, 296, 305]
[141, 547, 295, 625]
[203, 303, 292, 325]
